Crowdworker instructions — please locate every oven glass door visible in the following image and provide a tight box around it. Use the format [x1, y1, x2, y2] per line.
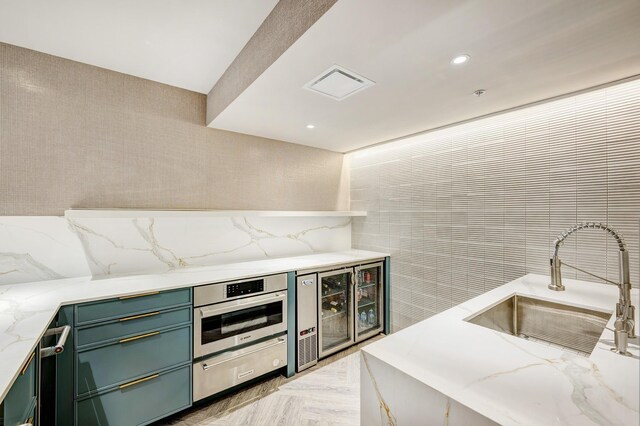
[201, 299, 284, 346]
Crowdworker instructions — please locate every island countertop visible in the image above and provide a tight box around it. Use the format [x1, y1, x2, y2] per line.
[0, 249, 387, 401]
[361, 274, 639, 426]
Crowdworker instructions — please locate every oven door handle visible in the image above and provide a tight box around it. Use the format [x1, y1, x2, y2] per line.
[202, 337, 286, 370]
[198, 292, 286, 318]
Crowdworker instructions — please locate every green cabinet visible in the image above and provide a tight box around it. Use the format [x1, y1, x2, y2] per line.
[76, 306, 191, 348]
[75, 289, 191, 325]
[75, 364, 191, 426]
[76, 324, 191, 396]
[1, 349, 37, 425]
[73, 288, 193, 425]
[3, 287, 193, 426]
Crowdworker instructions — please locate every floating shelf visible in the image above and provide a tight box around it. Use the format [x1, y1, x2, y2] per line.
[64, 209, 367, 218]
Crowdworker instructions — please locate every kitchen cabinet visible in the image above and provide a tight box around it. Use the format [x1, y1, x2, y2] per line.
[1, 349, 37, 425]
[75, 289, 191, 325]
[1, 254, 389, 425]
[72, 288, 193, 425]
[1, 288, 194, 426]
[76, 324, 191, 396]
[75, 364, 191, 426]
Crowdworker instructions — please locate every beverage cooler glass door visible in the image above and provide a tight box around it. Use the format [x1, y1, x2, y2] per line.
[355, 262, 384, 341]
[318, 268, 354, 358]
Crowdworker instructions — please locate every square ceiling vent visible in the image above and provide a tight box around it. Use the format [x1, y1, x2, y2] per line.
[303, 65, 375, 101]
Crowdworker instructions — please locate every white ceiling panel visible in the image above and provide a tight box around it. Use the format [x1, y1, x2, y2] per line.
[0, 0, 278, 93]
[210, 0, 640, 152]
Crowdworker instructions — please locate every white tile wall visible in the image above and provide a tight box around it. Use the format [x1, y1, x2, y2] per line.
[349, 79, 640, 331]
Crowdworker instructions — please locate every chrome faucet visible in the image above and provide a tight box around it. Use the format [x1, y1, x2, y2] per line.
[549, 222, 636, 355]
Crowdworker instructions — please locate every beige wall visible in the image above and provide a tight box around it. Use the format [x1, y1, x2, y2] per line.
[0, 42, 348, 216]
[350, 78, 640, 331]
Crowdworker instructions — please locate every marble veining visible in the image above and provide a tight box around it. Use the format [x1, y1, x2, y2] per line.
[0, 215, 351, 285]
[70, 216, 351, 276]
[360, 351, 397, 426]
[0, 249, 387, 402]
[0, 217, 91, 284]
[361, 274, 639, 426]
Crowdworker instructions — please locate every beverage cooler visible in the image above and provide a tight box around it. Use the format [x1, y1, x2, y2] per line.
[296, 261, 385, 371]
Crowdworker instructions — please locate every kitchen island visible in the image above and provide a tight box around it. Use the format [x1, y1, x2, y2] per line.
[360, 274, 640, 426]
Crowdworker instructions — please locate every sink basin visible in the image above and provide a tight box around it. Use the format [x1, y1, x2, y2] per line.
[466, 295, 611, 355]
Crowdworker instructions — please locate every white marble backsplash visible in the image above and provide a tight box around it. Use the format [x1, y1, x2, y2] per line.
[0, 217, 91, 284]
[0, 215, 351, 285]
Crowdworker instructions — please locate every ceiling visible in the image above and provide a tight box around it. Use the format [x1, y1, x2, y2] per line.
[210, 0, 640, 152]
[0, 0, 278, 93]
[1, 0, 639, 152]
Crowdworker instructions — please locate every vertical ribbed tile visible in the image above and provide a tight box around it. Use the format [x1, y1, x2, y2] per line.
[350, 78, 640, 331]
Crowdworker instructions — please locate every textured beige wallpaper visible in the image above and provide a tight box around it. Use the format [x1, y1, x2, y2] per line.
[0, 42, 348, 216]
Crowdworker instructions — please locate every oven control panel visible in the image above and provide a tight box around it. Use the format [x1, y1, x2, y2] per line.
[226, 279, 264, 298]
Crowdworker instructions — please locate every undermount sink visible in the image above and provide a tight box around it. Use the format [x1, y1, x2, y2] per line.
[466, 295, 611, 355]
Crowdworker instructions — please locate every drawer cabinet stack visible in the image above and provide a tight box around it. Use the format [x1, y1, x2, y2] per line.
[73, 288, 192, 426]
[0, 349, 37, 425]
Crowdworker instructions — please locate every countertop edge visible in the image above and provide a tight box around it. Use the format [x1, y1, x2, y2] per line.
[0, 249, 388, 402]
[361, 273, 640, 426]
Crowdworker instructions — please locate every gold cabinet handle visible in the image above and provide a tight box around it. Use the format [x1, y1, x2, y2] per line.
[119, 291, 159, 300]
[20, 351, 36, 376]
[119, 331, 160, 344]
[119, 311, 160, 322]
[118, 373, 159, 390]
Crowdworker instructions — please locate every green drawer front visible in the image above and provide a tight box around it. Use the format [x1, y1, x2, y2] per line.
[3, 351, 36, 425]
[76, 325, 191, 397]
[75, 288, 191, 325]
[76, 306, 191, 348]
[76, 364, 191, 426]
[23, 397, 36, 425]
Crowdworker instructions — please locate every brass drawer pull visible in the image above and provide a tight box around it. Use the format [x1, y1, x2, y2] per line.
[20, 351, 36, 376]
[119, 311, 160, 322]
[119, 331, 160, 344]
[118, 291, 159, 300]
[118, 373, 159, 390]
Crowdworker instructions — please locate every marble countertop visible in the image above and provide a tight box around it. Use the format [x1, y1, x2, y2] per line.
[0, 249, 387, 401]
[362, 274, 640, 426]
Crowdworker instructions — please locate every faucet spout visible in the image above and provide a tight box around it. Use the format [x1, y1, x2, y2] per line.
[548, 222, 636, 356]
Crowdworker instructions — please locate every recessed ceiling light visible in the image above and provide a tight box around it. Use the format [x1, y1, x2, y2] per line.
[473, 89, 486, 97]
[451, 54, 470, 65]
[306, 124, 315, 129]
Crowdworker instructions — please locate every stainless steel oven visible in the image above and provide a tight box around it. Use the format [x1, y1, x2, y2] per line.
[193, 273, 288, 359]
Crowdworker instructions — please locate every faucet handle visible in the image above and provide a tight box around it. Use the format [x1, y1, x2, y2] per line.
[612, 316, 634, 356]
